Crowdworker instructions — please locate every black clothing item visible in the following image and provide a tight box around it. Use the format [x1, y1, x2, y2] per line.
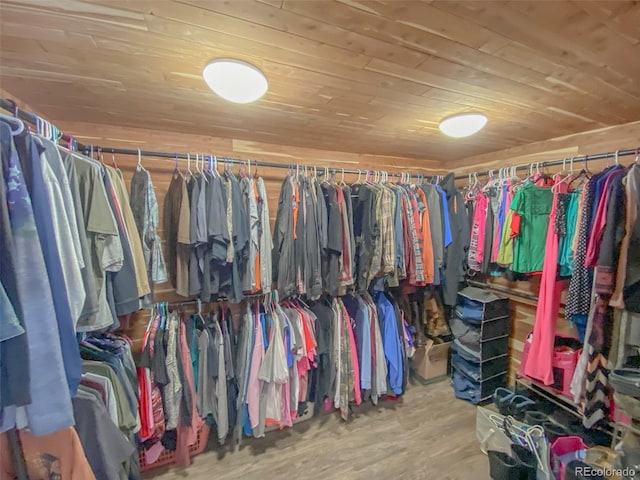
[173, 317, 193, 430]
[309, 300, 334, 414]
[352, 184, 377, 293]
[295, 178, 307, 295]
[487, 450, 520, 480]
[154, 326, 170, 386]
[161, 429, 177, 451]
[595, 171, 626, 296]
[342, 184, 356, 288]
[304, 178, 323, 300]
[163, 174, 185, 289]
[207, 174, 229, 298]
[623, 165, 640, 312]
[208, 174, 230, 262]
[316, 179, 328, 254]
[222, 315, 238, 429]
[0, 122, 30, 409]
[321, 184, 343, 297]
[188, 176, 202, 297]
[230, 173, 249, 302]
[272, 177, 296, 297]
[440, 173, 470, 306]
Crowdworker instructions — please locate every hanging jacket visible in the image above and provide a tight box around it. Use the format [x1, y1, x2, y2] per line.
[440, 173, 470, 306]
[272, 176, 297, 297]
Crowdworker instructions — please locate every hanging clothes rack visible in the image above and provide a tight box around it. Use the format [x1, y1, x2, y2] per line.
[454, 148, 639, 180]
[0, 97, 433, 180]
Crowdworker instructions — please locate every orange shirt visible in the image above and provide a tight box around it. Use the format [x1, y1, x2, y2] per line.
[1, 428, 96, 480]
[416, 188, 435, 284]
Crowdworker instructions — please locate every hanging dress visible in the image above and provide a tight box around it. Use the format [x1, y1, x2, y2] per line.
[523, 175, 568, 385]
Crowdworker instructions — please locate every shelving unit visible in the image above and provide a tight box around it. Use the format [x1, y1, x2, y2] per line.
[515, 376, 581, 417]
[515, 376, 622, 447]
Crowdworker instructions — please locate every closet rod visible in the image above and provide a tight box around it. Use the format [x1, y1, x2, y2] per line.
[0, 97, 432, 179]
[165, 293, 265, 308]
[453, 148, 639, 180]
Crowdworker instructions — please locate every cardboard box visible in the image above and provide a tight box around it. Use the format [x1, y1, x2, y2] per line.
[413, 339, 451, 382]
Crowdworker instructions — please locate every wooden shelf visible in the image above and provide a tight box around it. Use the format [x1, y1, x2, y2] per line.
[515, 376, 581, 417]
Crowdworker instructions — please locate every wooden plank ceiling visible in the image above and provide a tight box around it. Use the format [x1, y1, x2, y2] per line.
[1, 0, 639, 161]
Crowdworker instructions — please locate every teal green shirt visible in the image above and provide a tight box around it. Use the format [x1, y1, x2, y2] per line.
[511, 183, 553, 273]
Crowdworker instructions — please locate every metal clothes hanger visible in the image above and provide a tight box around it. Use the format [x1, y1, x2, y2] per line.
[187, 153, 193, 176]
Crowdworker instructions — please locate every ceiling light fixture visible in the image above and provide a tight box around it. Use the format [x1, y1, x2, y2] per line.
[439, 113, 488, 138]
[203, 59, 268, 104]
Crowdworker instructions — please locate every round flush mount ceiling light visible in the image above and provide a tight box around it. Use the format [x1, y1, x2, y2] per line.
[203, 59, 268, 104]
[439, 113, 488, 138]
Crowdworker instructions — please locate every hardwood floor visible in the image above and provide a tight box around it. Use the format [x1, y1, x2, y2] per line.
[144, 380, 490, 480]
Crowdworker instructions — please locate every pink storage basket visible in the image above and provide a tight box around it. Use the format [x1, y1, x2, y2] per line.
[139, 423, 210, 472]
[550, 435, 587, 480]
[518, 332, 582, 399]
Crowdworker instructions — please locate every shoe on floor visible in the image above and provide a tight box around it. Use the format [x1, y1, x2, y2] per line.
[488, 450, 521, 480]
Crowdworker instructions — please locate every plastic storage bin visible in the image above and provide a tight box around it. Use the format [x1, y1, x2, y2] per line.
[519, 333, 582, 398]
[139, 423, 210, 472]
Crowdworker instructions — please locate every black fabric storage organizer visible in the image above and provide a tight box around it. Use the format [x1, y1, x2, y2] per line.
[451, 287, 511, 404]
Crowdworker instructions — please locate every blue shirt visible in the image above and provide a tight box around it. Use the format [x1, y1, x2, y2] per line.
[375, 292, 403, 395]
[18, 134, 81, 396]
[436, 185, 452, 248]
[343, 296, 372, 391]
[1, 128, 74, 436]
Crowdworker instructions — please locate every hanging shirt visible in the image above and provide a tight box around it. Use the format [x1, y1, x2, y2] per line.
[510, 182, 553, 273]
[375, 292, 404, 396]
[15, 133, 82, 394]
[38, 137, 86, 323]
[1, 427, 96, 480]
[129, 168, 168, 304]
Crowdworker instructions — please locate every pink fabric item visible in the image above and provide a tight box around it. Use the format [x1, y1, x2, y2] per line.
[523, 176, 568, 385]
[584, 173, 617, 267]
[137, 367, 153, 442]
[176, 318, 204, 467]
[468, 192, 489, 271]
[248, 309, 265, 428]
[345, 307, 362, 405]
[144, 441, 164, 464]
[280, 379, 292, 428]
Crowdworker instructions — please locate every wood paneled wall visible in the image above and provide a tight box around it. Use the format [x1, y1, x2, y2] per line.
[452, 120, 640, 384]
[46, 120, 443, 350]
[455, 120, 640, 177]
